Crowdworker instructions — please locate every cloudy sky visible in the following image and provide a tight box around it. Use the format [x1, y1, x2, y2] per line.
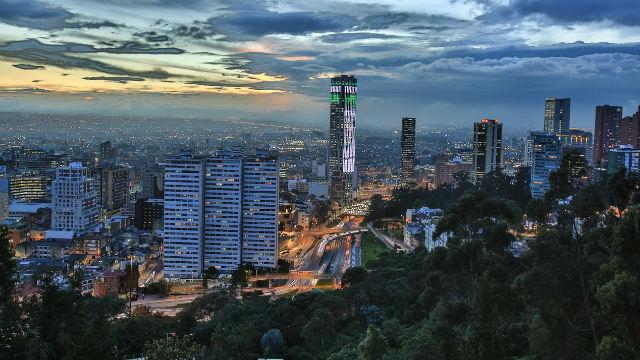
[1, 0, 640, 129]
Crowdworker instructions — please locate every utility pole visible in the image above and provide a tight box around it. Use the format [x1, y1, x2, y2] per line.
[128, 254, 133, 315]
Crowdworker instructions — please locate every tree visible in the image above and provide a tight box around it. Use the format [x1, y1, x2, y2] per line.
[0, 226, 16, 303]
[302, 308, 335, 351]
[230, 264, 251, 289]
[434, 190, 521, 243]
[145, 279, 172, 297]
[202, 266, 219, 289]
[341, 266, 366, 288]
[596, 336, 635, 360]
[143, 337, 204, 360]
[525, 198, 549, 224]
[114, 312, 171, 358]
[209, 322, 257, 360]
[327, 346, 358, 360]
[546, 149, 589, 202]
[261, 328, 284, 355]
[311, 200, 331, 224]
[357, 325, 388, 360]
[607, 169, 639, 210]
[0, 226, 21, 360]
[367, 194, 386, 221]
[276, 259, 291, 273]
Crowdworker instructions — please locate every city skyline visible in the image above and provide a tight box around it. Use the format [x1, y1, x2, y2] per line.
[1, 0, 640, 128]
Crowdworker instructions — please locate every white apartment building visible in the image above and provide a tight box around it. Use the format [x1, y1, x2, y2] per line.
[51, 162, 99, 235]
[163, 149, 278, 279]
[163, 155, 206, 279]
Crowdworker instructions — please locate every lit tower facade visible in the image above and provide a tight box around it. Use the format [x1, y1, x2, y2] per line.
[594, 105, 623, 167]
[472, 118, 503, 184]
[328, 75, 357, 204]
[400, 117, 416, 185]
[544, 98, 571, 135]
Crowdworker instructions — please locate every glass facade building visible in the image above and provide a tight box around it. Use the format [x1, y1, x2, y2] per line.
[329, 75, 357, 204]
[530, 132, 562, 198]
[544, 98, 571, 136]
[472, 118, 503, 184]
[400, 117, 416, 186]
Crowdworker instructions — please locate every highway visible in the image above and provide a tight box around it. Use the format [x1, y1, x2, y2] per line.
[366, 222, 411, 252]
[279, 228, 365, 293]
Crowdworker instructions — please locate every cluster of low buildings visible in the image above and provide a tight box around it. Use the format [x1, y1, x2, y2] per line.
[0, 143, 164, 298]
[403, 207, 449, 251]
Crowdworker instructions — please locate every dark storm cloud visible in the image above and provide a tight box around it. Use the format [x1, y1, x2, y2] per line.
[0, 0, 121, 30]
[319, 32, 401, 43]
[210, 8, 357, 39]
[83, 76, 146, 83]
[481, 0, 640, 26]
[0, 39, 178, 79]
[357, 13, 410, 30]
[0, 0, 72, 29]
[63, 20, 121, 29]
[173, 24, 216, 39]
[133, 31, 172, 43]
[186, 80, 235, 87]
[0, 39, 184, 55]
[93, 0, 207, 8]
[12, 63, 45, 70]
[0, 87, 51, 93]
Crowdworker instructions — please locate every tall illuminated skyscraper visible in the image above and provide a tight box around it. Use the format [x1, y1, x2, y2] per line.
[544, 98, 571, 135]
[328, 75, 357, 204]
[472, 118, 503, 184]
[594, 105, 623, 167]
[400, 117, 416, 185]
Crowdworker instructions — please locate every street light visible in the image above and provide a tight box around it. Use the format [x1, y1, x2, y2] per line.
[127, 254, 134, 315]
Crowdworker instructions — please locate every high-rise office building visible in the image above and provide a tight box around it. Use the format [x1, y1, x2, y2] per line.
[619, 106, 640, 148]
[163, 149, 278, 279]
[99, 141, 112, 163]
[400, 117, 416, 185]
[278, 161, 288, 192]
[134, 198, 164, 230]
[530, 132, 562, 198]
[558, 129, 593, 166]
[435, 156, 473, 188]
[9, 171, 50, 202]
[328, 75, 357, 204]
[524, 138, 534, 167]
[311, 160, 327, 179]
[0, 166, 8, 220]
[51, 162, 99, 235]
[142, 170, 163, 199]
[594, 105, 623, 167]
[100, 166, 129, 212]
[544, 98, 571, 135]
[607, 145, 640, 174]
[17, 147, 47, 170]
[472, 118, 503, 184]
